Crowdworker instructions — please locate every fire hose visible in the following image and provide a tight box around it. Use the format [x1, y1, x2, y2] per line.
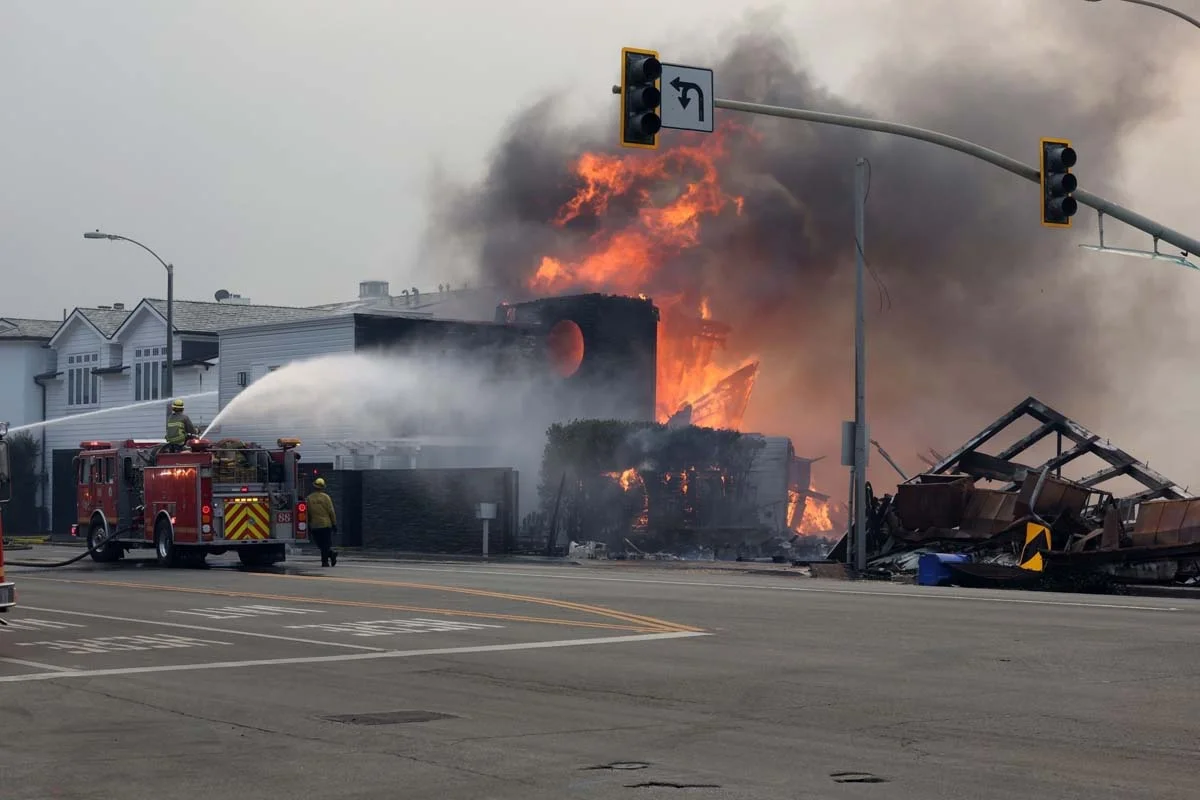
[5, 528, 135, 568]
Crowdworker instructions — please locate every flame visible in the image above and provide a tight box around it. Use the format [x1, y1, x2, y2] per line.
[529, 130, 756, 429]
[798, 497, 834, 534]
[788, 489, 835, 534]
[606, 468, 641, 491]
[605, 468, 648, 529]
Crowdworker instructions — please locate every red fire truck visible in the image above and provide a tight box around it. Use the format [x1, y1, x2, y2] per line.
[74, 436, 311, 567]
[0, 422, 17, 613]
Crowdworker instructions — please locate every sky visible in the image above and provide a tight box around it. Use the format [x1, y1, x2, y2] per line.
[5, 0, 1200, 483]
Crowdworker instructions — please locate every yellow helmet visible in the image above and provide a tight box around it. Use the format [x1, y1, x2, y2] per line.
[313, 477, 326, 489]
[171, 399, 185, 410]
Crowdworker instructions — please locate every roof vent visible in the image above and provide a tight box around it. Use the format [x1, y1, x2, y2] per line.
[360, 280, 390, 299]
[112, 302, 125, 311]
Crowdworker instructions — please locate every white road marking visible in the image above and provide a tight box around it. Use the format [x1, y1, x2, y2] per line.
[0, 630, 709, 684]
[168, 604, 326, 620]
[17, 633, 230, 656]
[286, 618, 505, 637]
[0, 656, 76, 673]
[341, 563, 1184, 613]
[0, 618, 86, 632]
[21, 606, 386, 652]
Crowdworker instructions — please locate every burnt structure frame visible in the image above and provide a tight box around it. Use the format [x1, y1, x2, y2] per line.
[915, 396, 1191, 507]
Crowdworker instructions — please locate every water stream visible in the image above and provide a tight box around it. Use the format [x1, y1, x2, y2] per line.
[7, 391, 218, 435]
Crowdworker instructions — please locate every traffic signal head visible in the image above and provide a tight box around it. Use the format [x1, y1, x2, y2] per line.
[621, 47, 661, 149]
[1040, 138, 1078, 228]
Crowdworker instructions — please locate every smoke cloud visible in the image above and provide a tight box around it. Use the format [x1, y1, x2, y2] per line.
[419, 3, 1189, 491]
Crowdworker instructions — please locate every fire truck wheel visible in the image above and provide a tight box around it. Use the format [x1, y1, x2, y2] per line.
[154, 518, 180, 568]
[87, 521, 122, 563]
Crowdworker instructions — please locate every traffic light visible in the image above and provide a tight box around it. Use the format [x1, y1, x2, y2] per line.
[620, 47, 661, 149]
[1040, 138, 1078, 228]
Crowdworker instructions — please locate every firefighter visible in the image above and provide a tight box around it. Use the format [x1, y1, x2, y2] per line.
[308, 477, 338, 567]
[164, 399, 197, 452]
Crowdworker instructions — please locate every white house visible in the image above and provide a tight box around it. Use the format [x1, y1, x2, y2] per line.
[0, 318, 57, 427]
[38, 298, 335, 533]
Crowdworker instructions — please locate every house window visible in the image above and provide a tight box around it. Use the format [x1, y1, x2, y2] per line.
[66, 353, 99, 407]
[134, 346, 168, 401]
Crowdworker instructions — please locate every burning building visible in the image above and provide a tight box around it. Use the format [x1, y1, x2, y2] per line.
[418, 19, 1178, 547]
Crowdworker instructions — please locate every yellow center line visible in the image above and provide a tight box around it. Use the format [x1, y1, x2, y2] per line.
[245, 572, 703, 633]
[19, 576, 664, 633]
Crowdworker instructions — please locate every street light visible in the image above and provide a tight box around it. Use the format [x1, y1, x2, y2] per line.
[82, 230, 175, 397]
[1082, 0, 1200, 32]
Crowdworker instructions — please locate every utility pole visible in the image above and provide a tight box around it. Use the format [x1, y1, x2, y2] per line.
[853, 159, 868, 573]
[165, 263, 174, 397]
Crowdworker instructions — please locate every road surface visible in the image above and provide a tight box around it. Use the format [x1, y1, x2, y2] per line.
[0, 549, 1194, 799]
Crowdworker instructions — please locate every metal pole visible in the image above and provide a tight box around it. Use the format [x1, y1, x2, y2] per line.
[712, 97, 1200, 258]
[853, 159, 868, 573]
[1087, 0, 1200, 31]
[165, 264, 174, 398]
[482, 519, 490, 558]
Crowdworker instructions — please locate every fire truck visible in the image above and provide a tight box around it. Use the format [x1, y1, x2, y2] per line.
[0, 422, 17, 613]
[74, 436, 311, 567]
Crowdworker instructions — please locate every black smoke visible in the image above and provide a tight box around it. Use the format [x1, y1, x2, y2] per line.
[420, 5, 1187, 487]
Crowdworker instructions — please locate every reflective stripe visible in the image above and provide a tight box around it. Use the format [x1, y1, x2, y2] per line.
[223, 500, 271, 540]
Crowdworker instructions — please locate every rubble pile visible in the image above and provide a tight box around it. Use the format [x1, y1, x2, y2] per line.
[836, 397, 1200, 589]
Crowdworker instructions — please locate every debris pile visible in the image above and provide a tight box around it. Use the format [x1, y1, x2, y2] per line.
[529, 419, 832, 559]
[834, 397, 1200, 588]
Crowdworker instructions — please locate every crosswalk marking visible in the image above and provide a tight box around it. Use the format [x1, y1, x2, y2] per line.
[16, 634, 231, 656]
[166, 605, 326, 620]
[0, 618, 87, 633]
[285, 618, 505, 638]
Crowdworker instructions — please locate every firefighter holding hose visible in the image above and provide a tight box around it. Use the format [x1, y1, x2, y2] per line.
[308, 477, 338, 567]
[164, 399, 197, 453]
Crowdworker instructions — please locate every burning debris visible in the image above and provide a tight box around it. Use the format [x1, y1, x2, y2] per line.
[530, 419, 832, 560]
[836, 397, 1200, 589]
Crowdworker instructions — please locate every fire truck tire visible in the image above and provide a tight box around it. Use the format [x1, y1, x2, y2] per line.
[154, 518, 181, 568]
[87, 521, 122, 563]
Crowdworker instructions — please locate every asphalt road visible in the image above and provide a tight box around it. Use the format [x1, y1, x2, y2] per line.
[0, 548, 1195, 800]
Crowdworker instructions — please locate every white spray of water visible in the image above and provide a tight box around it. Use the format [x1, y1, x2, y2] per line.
[7, 391, 218, 435]
[203, 352, 550, 442]
[205, 351, 644, 517]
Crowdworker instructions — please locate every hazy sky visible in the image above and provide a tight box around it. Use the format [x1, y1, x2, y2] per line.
[5, 0, 1198, 319]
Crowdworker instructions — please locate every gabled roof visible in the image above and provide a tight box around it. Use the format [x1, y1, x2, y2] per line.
[80, 307, 132, 336]
[47, 307, 131, 347]
[0, 317, 61, 340]
[111, 298, 337, 338]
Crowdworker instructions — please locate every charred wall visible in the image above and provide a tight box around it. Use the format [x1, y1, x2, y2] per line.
[497, 293, 658, 422]
[348, 467, 518, 554]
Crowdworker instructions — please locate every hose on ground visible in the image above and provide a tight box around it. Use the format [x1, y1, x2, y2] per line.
[5, 529, 133, 568]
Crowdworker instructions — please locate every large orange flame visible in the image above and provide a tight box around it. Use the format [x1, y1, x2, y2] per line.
[530, 130, 756, 429]
[787, 489, 835, 535]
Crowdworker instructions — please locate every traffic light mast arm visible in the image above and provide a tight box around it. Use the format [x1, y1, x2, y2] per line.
[712, 96, 1200, 257]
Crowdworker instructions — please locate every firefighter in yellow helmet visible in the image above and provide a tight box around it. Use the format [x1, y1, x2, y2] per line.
[307, 476, 338, 567]
[164, 398, 197, 452]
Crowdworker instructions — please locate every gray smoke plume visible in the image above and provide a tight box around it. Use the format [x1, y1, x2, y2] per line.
[420, 4, 1188, 490]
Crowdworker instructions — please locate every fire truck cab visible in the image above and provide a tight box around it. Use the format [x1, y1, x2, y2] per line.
[74, 436, 311, 567]
[0, 421, 16, 613]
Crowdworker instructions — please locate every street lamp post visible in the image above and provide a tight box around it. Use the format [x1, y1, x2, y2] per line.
[1083, 0, 1200, 31]
[82, 231, 175, 398]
